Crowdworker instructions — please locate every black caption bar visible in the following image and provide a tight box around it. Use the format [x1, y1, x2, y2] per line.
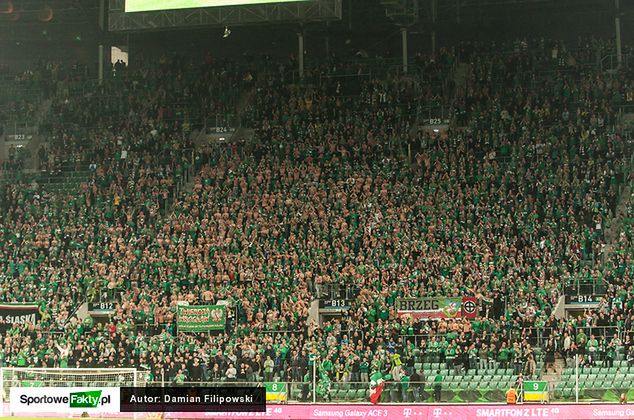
[120, 387, 266, 412]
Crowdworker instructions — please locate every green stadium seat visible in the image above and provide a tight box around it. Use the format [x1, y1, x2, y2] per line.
[380, 390, 390, 403]
[593, 380, 606, 389]
[499, 377, 512, 387]
[404, 388, 414, 403]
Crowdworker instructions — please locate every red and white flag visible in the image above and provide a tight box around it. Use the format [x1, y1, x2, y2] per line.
[370, 381, 385, 405]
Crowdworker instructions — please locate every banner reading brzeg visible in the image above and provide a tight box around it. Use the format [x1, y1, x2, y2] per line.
[177, 305, 225, 331]
[396, 297, 478, 319]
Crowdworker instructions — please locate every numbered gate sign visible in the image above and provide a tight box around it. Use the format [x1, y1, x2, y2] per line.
[524, 381, 549, 402]
[265, 382, 288, 402]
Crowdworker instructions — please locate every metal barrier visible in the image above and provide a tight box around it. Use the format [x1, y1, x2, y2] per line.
[400, 331, 547, 351]
[204, 114, 239, 133]
[601, 52, 633, 72]
[400, 325, 624, 351]
[2, 121, 38, 137]
[416, 104, 450, 125]
[537, 326, 623, 348]
[564, 277, 608, 297]
[317, 283, 359, 301]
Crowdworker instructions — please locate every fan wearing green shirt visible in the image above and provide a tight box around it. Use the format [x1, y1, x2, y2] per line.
[445, 340, 457, 371]
[360, 357, 370, 383]
[174, 369, 186, 384]
[428, 337, 440, 363]
[587, 335, 598, 361]
[400, 374, 411, 402]
[433, 370, 443, 402]
[498, 342, 510, 369]
[264, 355, 274, 382]
[320, 356, 334, 379]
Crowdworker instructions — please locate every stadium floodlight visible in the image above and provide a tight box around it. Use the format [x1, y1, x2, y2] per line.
[223, 26, 231, 38]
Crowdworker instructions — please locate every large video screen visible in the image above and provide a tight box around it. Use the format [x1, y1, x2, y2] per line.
[125, 0, 308, 13]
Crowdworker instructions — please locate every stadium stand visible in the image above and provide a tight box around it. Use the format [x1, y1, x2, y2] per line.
[0, 37, 632, 404]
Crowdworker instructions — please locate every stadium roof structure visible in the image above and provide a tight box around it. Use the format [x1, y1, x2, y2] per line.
[0, 0, 631, 28]
[107, 0, 342, 32]
[0, 0, 632, 52]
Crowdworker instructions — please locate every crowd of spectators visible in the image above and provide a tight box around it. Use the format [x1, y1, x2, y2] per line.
[0, 60, 88, 130]
[38, 55, 252, 174]
[0, 39, 632, 396]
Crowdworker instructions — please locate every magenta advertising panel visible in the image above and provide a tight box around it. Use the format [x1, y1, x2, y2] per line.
[5, 403, 634, 420]
[166, 405, 634, 420]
